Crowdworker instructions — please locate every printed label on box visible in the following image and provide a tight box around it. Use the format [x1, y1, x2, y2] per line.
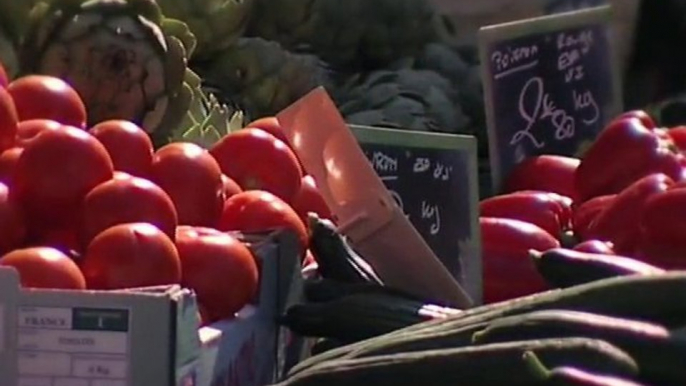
[17, 306, 131, 386]
[0, 304, 4, 353]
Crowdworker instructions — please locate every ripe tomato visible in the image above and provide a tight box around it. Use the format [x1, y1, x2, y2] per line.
[0, 247, 86, 289]
[81, 175, 178, 246]
[291, 175, 333, 223]
[0, 147, 22, 184]
[176, 226, 259, 322]
[16, 119, 62, 148]
[81, 223, 182, 290]
[210, 128, 302, 203]
[7, 76, 87, 128]
[14, 126, 113, 228]
[221, 174, 242, 199]
[0, 182, 26, 254]
[0, 87, 18, 152]
[151, 143, 224, 227]
[89, 120, 153, 178]
[245, 117, 306, 170]
[219, 190, 308, 249]
[0, 63, 7, 88]
[245, 116, 289, 145]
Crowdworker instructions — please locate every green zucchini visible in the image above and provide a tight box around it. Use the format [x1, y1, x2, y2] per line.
[278, 338, 638, 386]
[525, 352, 646, 386]
[291, 273, 686, 375]
[472, 309, 686, 385]
[545, 367, 648, 386]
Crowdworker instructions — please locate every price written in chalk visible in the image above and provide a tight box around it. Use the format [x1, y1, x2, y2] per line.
[367, 150, 450, 236]
[480, 6, 617, 191]
[496, 29, 601, 150]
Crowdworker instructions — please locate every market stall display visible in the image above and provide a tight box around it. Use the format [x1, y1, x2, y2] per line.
[2, 0, 686, 385]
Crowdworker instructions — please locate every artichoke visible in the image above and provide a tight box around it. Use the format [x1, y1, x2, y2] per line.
[167, 70, 245, 148]
[192, 37, 332, 120]
[335, 68, 470, 134]
[544, 0, 608, 14]
[0, 0, 37, 77]
[154, 0, 254, 60]
[0, 0, 35, 45]
[0, 25, 19, 79]
[391, 43, 488, 157]
[20, 0, 195, 142]
[247, 0, 439, 71]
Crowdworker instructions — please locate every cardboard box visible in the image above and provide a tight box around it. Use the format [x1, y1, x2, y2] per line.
[0, 268, 20, 386]
[0, 229, 304, 386]
[197, 230, 306, 386]
[15, 281, 200, 386]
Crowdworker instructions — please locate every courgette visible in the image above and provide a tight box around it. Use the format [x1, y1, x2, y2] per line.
[525, 352, 646, 386]
[282, 292, 441, 342]
[278, 338, 638, 386]
[290, 273, 686, 375]
[473, 310, 686, 385]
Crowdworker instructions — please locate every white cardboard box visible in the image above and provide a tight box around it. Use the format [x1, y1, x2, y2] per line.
[198, 230, 305, 386]
[0, 229, 304, 386]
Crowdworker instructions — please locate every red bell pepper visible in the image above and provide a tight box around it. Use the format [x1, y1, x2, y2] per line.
[667, 126, 686, 151]
[480, 217, 560, 304]
[479, 192, 571, 239]
[572, 240, 615, 255]
[634, 240, 686, 270]
[571, 194, 616, 240]
[513, 190, 574, 227]
[503, 155, 580, 200]
[585, 173, 674, 255]
[575, 117, 684, 202]
[639, 184, 686, 249]
[612, 110, 656, 129]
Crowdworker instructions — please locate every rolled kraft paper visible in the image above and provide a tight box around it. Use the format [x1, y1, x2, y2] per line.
[277, 87, 473, 308]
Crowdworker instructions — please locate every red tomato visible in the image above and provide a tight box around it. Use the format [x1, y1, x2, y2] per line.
[16, 119, 62, 148]
[0, 63, 7, 88]
[89, 120, 153, 178]
[0, 247, 85, 289]
[0, 147, 22, 184]
[7, 76, 87, 128]
[13, 126, 114, 228]
[176, 226, 259, 322]
[210, 128, 302, 203]
[81, 223, 181, 290]
[0, 182, 26, 254]
[219, 190, 308, 250]
[221, 174, 242, 200]
[151, 143, 224, 227]
[668, 126, 686, 151]
[245, 116, 289, 145]
[81, 175, 178, 246]
[0, 87, 17, 152]
[291, 175, 333, 223]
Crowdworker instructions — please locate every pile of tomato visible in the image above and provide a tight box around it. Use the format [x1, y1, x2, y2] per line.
[0, 65, 330, 325]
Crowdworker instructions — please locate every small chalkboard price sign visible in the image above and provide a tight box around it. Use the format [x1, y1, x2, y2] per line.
[478, 5, 621, 193]
[350, 125, 482, 301]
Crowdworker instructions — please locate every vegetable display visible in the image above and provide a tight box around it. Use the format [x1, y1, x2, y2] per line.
[3, 0, 686, 384]
[0, 69, 332, 327]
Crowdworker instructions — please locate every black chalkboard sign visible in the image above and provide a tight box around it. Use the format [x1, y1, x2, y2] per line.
[479, 5, 621, 192]
[350, 125, 482, 300]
